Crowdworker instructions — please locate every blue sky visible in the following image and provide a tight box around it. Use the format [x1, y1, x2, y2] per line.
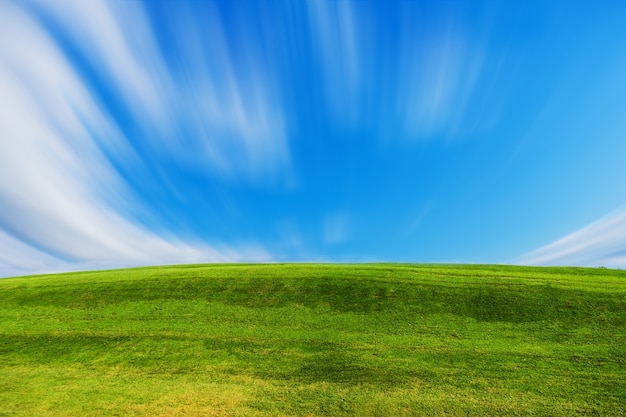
[1, 0, 626, 277]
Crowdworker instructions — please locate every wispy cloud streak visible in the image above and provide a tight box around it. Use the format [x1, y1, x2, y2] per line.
[0, 229, 74, 278]
[307, 0, 363, 124]
[23, 0, 291, 183]
[398, 14, 486, 140]
[518, 209, 626, 269]
[0, 0, 274, 277]
[159, 2, 290, 182]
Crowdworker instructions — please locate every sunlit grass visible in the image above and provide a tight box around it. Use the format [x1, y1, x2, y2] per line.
[1, 264, 625, 416]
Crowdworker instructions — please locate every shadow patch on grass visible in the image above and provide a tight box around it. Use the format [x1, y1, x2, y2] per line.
[5, 270, 625, 327]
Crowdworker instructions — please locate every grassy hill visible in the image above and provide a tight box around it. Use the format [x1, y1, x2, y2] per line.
[0, 263, 625, 416]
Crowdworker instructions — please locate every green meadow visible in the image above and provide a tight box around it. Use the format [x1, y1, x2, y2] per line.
[0, 264, 624, 416]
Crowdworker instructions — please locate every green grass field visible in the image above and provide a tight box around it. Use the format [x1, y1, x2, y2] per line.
[1, 264, 625, 416]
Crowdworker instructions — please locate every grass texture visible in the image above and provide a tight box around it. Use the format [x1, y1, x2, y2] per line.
[0, 263, 625, 416]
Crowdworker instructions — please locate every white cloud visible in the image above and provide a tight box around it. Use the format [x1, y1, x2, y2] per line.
[151, 3, 291, 183]
[22, 0, 169, 127]
[307, 0, 362, 124]
[18, 0, 291, 184]
[397, 15, 485, 140]
[0, 229, 75, 278]
[517, 208, 626, 269]
[0, 1, 274, 277]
